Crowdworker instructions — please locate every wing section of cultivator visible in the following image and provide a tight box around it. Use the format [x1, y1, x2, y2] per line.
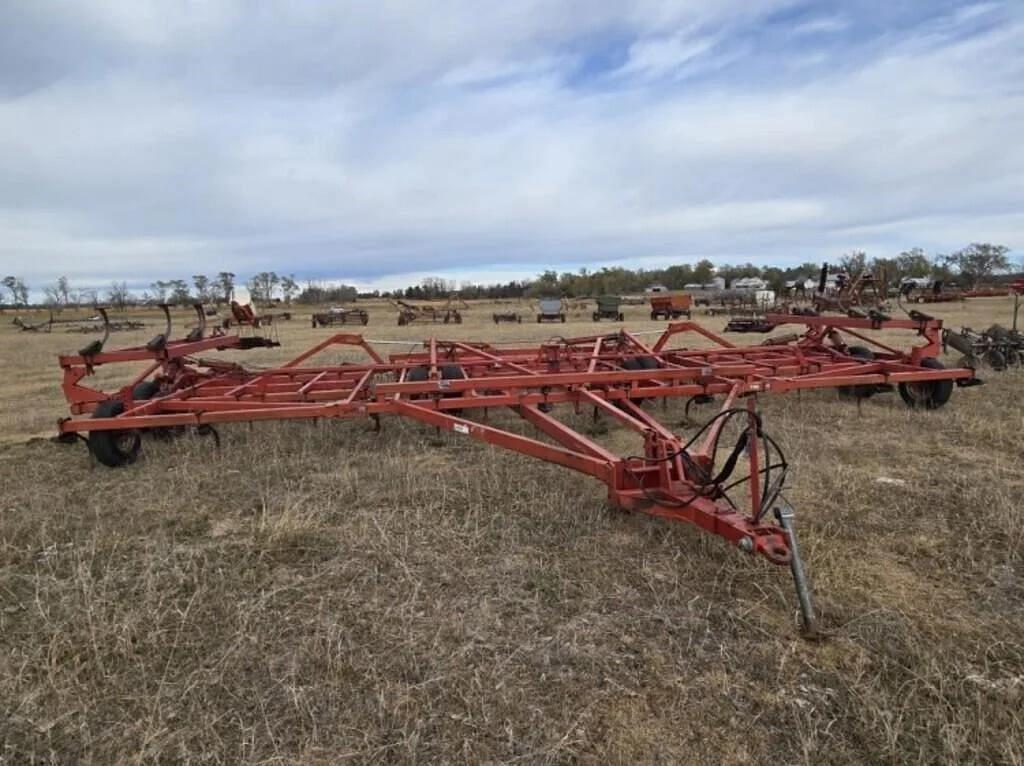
[54, 315, 979, 635]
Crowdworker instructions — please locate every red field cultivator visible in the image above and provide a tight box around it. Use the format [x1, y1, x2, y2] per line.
[55, 313, 978, 633]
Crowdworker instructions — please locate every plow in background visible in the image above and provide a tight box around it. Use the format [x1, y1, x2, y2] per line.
[55, 311, 979, 634]
[391, 296, 467, 326]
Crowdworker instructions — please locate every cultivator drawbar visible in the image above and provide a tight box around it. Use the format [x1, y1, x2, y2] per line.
[56, 312, 977, 634]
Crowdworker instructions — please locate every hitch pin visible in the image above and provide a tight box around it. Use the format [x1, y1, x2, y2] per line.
[774, 505, 817, 636]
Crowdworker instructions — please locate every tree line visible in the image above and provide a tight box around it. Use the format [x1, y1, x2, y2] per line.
[1, 243, 1015, 309]
[397, 243, 1016, 300]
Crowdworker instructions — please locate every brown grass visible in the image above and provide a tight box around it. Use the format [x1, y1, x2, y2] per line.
[1, 297, 1023, 763]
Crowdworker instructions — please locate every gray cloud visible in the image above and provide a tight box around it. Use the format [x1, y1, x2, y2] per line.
[0, 0, 1021, 295]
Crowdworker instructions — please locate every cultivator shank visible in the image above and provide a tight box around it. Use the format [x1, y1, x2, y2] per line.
[56, 313, 977, 633]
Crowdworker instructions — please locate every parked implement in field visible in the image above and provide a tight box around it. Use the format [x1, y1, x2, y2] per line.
[592, 295, 625, 322]
[898, 279, 962, 305]
[536, 298, 566, 323]
[311, 307, 369, 327]
[492, 311, 522, 324]
[55, 312, 978, 634]
[392, 297, 465, 326]
[649, 293, 693, 320]
[222, 301, 291, 329]
[811, 263, 889, 314]
[13, 311, 145, 334]
[943, 325, 1023, 370]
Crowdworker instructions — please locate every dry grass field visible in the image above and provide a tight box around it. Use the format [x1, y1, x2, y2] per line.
[1, 297, 1022, 763]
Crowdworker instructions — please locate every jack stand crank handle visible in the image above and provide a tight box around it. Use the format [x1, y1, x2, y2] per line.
[774, 505, 817, 635]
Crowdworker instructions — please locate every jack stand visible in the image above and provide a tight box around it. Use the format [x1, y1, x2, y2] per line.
[775, 505, 818, 637]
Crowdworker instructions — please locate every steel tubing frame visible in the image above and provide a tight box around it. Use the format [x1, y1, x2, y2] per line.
[56, 315, 974, 633]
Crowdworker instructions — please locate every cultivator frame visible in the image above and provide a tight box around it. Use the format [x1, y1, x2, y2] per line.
[311, 307, 369, 327]
[391, 296, 467, 326]
[56, 312, 977, 634]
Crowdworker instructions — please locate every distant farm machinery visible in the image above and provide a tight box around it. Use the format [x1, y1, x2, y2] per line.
[13, 311, 145, 334]
[592, 295, 625, 322]
[649, 293, 693, 320]
[392, 297, 466, 326]
[536, 298, 567, 323]
[311, 307, 369, 327]
[55, 310, 979, 634]
[492, 310, 523, 324]
[899, 280, 1011, 305]
[221, 301, 291, 329]
[943, 325, 1023, 370]
[808, 263, 889, 314]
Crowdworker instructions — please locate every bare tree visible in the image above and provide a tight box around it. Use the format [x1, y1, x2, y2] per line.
[838, 250, 867, 278]
[247, 272, 280, 304]
[192, 274, 211, 303]
[43, 284, 61, 307]
[281, 274, 298, 304]
[107, 281, 132, 311]
[168, 279, 191, 305]
[2, 276, 16, 306]
[216, 272, 235, 304]
[150, 281, 170, 303]
[54, 276, 71, 307]
[2, 276, 29, 307]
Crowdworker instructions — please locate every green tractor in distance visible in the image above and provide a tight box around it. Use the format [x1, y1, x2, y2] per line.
[592, 295, 625, 322]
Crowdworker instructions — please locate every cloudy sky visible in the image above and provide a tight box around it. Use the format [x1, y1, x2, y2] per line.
[1, 1, 1021, 296]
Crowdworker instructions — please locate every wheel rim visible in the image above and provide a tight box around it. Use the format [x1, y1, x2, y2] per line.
[904, 381, 933, 403]
[115, 431, 137, 453]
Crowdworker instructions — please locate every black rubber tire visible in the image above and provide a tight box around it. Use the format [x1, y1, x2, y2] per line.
[618, 313, 624, 321]
[440, 365, 465, 416]
[898, 357, 954, 410]
[405, 365, 465, 414]
[622, 358, 659, 370]
[88, 400, 141, 467]
[592, 312, 599, 322]
[650, 311, 658, 320]
[622, 356, 659, 402]
[838, 346, 876, 399]
[537, 316, 542, 323]
[560, 314, 566, 323]
[131, 379, 184, 440]
[132, 380, 160, 400]
[406, 365, 429, 382]
[984, 349, 1007, 371]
